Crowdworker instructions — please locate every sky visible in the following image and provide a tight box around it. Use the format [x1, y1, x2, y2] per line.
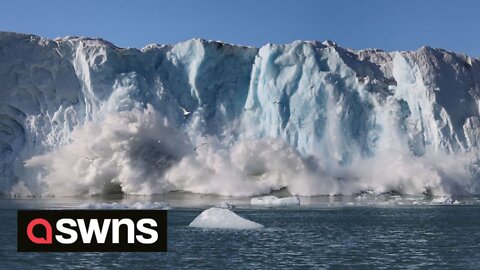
[1, 0, 479, 56]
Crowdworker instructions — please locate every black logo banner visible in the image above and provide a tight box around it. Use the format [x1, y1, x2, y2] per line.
[18, 210, 167, 252]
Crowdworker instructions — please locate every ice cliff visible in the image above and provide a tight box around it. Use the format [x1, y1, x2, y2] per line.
[1, 31, 479, 196]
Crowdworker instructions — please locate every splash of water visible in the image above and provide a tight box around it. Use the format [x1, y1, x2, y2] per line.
[19, 106, 477, 197]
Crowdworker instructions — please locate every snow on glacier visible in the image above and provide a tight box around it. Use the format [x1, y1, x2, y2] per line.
[0, 31, 480, 196]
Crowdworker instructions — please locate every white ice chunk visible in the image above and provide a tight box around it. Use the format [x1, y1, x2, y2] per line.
[431, 197, 461, 205]
[251, 195, 300, 206]
[79, 202, 171, 209]
[189, 207, 263, 229]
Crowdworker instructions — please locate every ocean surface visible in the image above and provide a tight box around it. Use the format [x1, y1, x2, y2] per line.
[1, 194, 480, 269]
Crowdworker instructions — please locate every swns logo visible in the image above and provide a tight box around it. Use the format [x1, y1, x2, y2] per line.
[18, 210, 167, 252]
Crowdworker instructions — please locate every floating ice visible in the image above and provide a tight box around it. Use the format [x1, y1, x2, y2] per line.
[251, 195, 300, 206]
[79, 201, 171, 209]
[431, 197, 461, 205]
[189, 207, 263, 229]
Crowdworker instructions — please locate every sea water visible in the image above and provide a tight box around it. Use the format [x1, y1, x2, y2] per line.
[1, 195, 480, 269]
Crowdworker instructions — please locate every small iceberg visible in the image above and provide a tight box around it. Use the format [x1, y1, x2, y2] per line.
[79, 201, 171, 210]
[251, 195, 300, 206]
[189, 207, 263, 229]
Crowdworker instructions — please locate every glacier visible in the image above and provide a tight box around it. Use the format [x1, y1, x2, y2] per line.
[0, 31, 479, 197]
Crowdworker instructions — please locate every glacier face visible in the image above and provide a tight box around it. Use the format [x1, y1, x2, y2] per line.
[1, 31, 479, 196]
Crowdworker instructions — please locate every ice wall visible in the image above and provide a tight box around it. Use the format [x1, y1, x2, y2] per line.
[1, 32, 479, 196]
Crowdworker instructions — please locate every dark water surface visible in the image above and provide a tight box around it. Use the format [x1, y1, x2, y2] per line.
[1, 197, 479, 269]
